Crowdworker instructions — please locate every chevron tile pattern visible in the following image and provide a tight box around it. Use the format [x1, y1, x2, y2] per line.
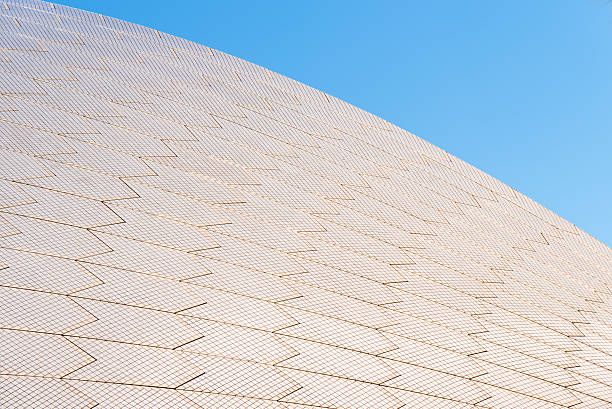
[0, 1, 611, 407]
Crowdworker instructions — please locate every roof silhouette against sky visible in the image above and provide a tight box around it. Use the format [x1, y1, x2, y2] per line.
[0, 1, 611, 408]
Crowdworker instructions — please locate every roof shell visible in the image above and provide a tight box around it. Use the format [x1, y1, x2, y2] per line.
[0, 1, 611, 407]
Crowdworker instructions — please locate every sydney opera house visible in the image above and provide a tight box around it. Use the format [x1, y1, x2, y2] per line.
[0, 0, 611, 407]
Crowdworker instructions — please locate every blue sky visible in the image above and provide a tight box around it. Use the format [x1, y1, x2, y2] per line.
[57, 0, 612, 246]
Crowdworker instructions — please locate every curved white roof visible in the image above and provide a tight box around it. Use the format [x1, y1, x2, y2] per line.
[0, 1, 611, 407]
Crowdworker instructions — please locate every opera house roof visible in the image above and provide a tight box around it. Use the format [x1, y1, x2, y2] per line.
[0, 1, 611, 407]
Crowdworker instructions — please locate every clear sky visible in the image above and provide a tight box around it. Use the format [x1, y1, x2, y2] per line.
[56, 0, 612, 246]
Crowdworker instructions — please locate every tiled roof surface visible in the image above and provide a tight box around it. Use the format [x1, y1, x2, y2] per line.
[1, 1, 611, 407]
